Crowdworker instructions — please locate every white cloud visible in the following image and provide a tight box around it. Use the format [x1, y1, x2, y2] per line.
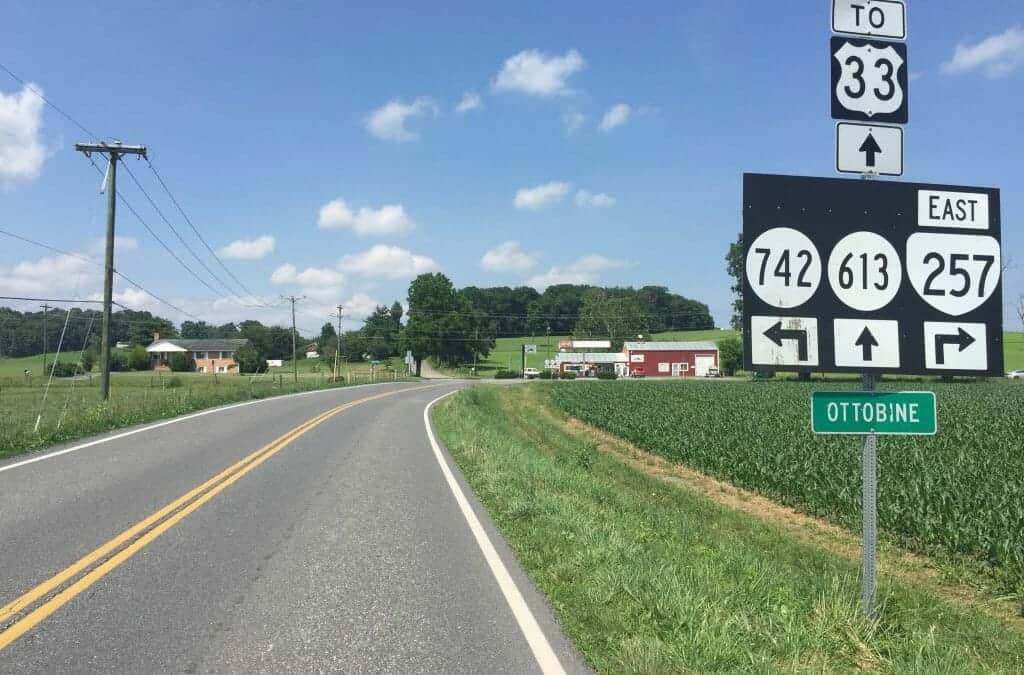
[575, 190, 616, 208]
[942, 26, 1024, 77]
[527, 254, 627, 290]
[599, 103, 632, 132]
[514, 181, 570, 210]
[339, 245, 438, 280]
[562, 109, 586, 133]
[0, 84, 47, 183]
[219, 235, 275, 260]
[480, 241, 539, 273]
[270, 263, 343, 288]
[492, 49, 586, 97]
[365, 97, 438, 142]
[455, 91, 483, 114]
[317, 198, 416, 236]
[0, 253, 94, 296]
[342, 292, 382, 320]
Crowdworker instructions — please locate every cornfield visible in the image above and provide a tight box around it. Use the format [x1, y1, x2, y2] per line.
[549, 380, 1024, 586]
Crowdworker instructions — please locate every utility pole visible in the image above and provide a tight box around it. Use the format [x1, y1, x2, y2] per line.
[334, 304, 343, 380]
[40, 303, 49, 375]
[75, 141, 147, 401]
[281, 295, 304, 383]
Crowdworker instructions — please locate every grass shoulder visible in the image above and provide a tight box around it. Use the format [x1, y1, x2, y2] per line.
[432, 384, 1024, 673]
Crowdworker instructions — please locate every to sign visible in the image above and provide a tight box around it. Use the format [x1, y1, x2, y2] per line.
[832, 0, 906, 40]
[836, 123, 903, 176]
[742, 174, 1004, 376]
[831, 37, 908, 124]
[812, 391, 936, 435]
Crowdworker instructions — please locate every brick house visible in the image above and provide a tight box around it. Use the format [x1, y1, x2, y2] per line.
[145, 335, 251, 374]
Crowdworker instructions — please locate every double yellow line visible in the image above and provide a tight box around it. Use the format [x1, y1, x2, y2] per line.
[0, 384, 437, 651]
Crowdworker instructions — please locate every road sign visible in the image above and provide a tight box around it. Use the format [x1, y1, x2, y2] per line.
[742, 173, 1004, 376]
[832, 0, 906, 40]
[812, 391, 936, 435]
[836, 123, 903, 176]
[831, 37, 908, 124]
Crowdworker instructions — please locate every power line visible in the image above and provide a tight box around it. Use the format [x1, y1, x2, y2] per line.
[83, 154, 225, 300]
[0, 61, 98, 140]
[119, 161, 244, 301]
[144, 158, 267, 304]
[0, 227, 200, 320]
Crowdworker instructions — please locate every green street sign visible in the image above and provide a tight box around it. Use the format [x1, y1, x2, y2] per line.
[811, 391, 937, 435]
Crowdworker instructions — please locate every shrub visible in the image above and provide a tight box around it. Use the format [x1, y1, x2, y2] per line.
[128, 345, 150, 371]
[109, 350, 130, 372]
[494, 369, 521, 379]
[596, 371, 618, 380]
[169, 352, 195, 372]
[48, 361, 80, 377]
[79, 350, 95, 373]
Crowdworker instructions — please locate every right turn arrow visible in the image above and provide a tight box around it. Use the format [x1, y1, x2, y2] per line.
[935, 328, 976, 365]
[855, 326, 879, 361]
[859, 132, 882, 167]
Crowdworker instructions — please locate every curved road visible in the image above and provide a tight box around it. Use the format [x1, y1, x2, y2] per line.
[0, 381, 587, 673]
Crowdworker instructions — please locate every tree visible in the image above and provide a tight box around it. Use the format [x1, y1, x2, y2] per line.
[726, 232, 744, 331]
[403, 273, 493, 374]
[128, 345, 150, 371]
[235, 344, 266, 374]
[319, 322, 336, 347]
[573, 289, 648, 350]
[168, 352, 195, 372]
[389, 301, 404, 329]
[180, 320, 211, 339]
[717, 336, 743, 376]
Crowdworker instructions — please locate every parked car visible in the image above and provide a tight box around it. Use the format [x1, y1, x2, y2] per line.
[523, 367, 541, 379]
[1008, 370, 1024, 380]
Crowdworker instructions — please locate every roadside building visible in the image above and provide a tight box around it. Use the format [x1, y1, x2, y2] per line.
[623, 341, 719, 378]
[555, 352, 627, 377]
[145, 335, 251, 374]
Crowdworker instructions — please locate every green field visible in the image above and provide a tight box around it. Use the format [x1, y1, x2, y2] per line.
[434, 386, 1024, 673]
[0, 357, 414, 460]
[549, 379, 1024, 593]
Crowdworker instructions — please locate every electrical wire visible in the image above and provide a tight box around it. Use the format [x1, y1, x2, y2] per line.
[144, 158, 267, 304]
[0, 227, 201, 320]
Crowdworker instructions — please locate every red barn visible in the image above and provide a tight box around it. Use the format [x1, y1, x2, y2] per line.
[623, 341, 720, 378]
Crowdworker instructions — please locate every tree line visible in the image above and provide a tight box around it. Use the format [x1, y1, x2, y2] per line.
[0, 275, 716, 376]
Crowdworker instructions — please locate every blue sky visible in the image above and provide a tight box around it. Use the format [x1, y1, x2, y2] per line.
[1, 1, 1021, 333]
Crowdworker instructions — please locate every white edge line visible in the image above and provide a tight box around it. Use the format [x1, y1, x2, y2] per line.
[423, 391, 567, 675]
[0, 380, 412, 476]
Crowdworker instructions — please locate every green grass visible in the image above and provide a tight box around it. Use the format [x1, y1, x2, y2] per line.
[0, 359, 415, 460]
[434, 385, 1024, 673]
[548, 379, 1024, 595]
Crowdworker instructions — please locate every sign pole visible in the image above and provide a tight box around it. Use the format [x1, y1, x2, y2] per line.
[861, 372, 878, 618]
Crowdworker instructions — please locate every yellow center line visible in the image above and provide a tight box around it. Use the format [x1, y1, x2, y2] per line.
[0, 384, 440, 651]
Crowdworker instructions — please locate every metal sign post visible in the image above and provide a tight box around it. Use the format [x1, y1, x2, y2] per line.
[860, 373, 878, 616]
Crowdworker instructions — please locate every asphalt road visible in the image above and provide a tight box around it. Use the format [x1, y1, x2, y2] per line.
[0, 381, 587, 673]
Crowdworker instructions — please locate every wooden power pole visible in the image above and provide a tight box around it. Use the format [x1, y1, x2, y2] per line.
[281, 295, 304, 383]
[334, 304, 343, 380]
[75, 141, 147, 400]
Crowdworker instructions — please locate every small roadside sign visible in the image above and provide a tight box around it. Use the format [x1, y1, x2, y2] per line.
[812, 391, 936, 435]
[831, 37, 908, 124]
[836, 123, 903, 176]
[832, 0, 906, 40]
